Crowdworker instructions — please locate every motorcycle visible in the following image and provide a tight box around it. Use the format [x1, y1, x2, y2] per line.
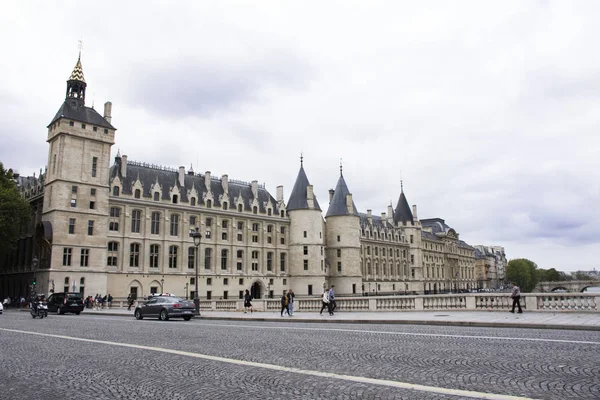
[30, 301, 48, 319]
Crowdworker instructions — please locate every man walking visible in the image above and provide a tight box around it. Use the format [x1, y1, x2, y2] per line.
[509, 282, 523, 314]
[319, 288, 332, 316]
[328, 285, 336, 314]
[287, 289, 295, 316]
[280, 290, 289, 317]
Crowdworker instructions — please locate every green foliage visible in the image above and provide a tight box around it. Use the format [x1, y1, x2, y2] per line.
[0, 162, 31, 254]
[505, 258, 539, 292]
[536, 268, 563, 282]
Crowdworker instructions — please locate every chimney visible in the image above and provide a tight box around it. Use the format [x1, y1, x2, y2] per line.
[178, 166, 185, 187]
[121, 155, 127, 178]
[204, 171, 211, 191]
[329, 189, 335, 203]
[103, 102, 112, 124]
[388, 204, 394, 222]
[307, 185, 314, 208]
[221, 174, 229, 193]
[381, 212, 386, 221]
[346, 194, 354, 214]
[276, 185, 284, 202]
[412, 205, 418, 220]
[367, 209, 372, 225]
[251, 180, 258, 198]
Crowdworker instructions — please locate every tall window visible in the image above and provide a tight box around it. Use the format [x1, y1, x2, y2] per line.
[252, 223, 259, 232]
[170, 214, 179, 236]
[131, 210, 141, 233]
[91, 157, 97, 177]
[303, 246, 308, 255]
[110, 207, 120, 217]
[80, 249, 89, 267]
[151, 212, 160, 234]
[134, 189, 141, 199]
[87, 220, 94, 236]
[337, 249, 341, 257]
[188, 247, 195, 269]
[303, 259, 308, 270]
[69, 218, 76, 234]
[130, 243, 140, 267]
[204, 248, 212, 269]
[221, 249, 228, 270]
[63, 248, 72, 266]
[107, 242, 118, 267]
[190, 197, 196, 206]
[267, 252, 273, 271]
[150, 244, 159, 268]
[251, 251, 259, 271]
[113, 186, 120, 196]
[154, 192, 160, 201]
[169, 246, 178, 268]
[280, 253, 286, 272]
[337, 261, 342, 272]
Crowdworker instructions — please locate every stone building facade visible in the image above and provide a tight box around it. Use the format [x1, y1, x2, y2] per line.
[0, 55, 480, 301]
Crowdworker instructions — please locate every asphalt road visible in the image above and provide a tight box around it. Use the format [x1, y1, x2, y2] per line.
[0, 311, 599, 400]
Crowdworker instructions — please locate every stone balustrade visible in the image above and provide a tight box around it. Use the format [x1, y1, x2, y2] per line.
[109, 293, 599, 312]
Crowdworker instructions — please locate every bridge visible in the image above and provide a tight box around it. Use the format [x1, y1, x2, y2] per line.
[537, 280, 600, 293]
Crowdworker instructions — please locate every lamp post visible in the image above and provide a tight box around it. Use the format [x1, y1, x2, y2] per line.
[189, 227, 202, 315]
[185, 283, 189, 300]
[160, 278, 164, 293]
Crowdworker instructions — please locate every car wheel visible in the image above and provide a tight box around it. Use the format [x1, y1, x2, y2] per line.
[183, 316, 192, 321]
[75, 312, 81, 315]
[56, 307, 62, 315]
[135, 309, 143, 320]
[159, 309, 169, 321]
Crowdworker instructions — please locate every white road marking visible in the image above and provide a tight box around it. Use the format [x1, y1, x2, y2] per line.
[0, 327, 539, 400]
[59, 315, 600, 345]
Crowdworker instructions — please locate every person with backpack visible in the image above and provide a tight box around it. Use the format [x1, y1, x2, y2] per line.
[244, 289, 253, 313]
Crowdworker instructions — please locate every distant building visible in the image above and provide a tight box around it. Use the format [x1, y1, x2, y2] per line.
[473, 245, 507, 288]
[1, 54, 482, 300]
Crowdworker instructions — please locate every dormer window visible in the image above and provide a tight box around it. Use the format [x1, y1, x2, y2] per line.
[154, 192, 160, 201]
[206, 199, 212, 208]
[238, 204, 243, 212]
[223, 202, 228, 210]
[190, 197, 196, 206]
[173, 195, 178, 204]
[113, 186, 120, 196]
[134, 189, 141, 199]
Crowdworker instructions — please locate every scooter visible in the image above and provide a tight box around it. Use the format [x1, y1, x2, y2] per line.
[30, 302, 48, 319]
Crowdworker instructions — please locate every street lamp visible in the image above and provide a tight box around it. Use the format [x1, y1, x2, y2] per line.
[189, 227, 202, 315]
[185, 283, 189, 300]
[160, 278, 164, 293]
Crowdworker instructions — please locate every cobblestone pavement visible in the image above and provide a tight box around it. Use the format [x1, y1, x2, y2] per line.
[0, 312, 599, 399]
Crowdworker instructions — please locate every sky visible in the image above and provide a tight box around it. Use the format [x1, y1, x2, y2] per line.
[1, 1, 598, 272]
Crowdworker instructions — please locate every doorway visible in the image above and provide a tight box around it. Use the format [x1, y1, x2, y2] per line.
[251, 282, 262, 299]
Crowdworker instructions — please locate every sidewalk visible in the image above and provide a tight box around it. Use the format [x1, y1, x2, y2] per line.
[65, 307, 600, 331]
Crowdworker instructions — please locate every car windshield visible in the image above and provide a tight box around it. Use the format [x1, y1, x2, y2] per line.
[168, 297, 186, 302]
[67, 294, 82, 300]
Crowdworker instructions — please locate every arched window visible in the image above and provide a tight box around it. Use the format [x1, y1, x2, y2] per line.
[130, 243, 140, 267]
[154, 192, 160, 201]
[206, 199, 212, 208]
[253, 206, 258, 214]
[280, 210, 285, 217]
[190, 197, 196, 206]
[169, 246, 178, 268]
[222, 201, 228, 210]
[80, 277, 85, 285]
[64, 277, 69, 285]
[113, 186, 120, 196]
[134, 189, 141, 199]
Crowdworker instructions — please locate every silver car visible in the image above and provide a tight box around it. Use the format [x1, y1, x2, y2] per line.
[134, 296, 196, 321]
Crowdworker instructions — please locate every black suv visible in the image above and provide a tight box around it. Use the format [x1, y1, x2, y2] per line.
[47, 292, 84, 315]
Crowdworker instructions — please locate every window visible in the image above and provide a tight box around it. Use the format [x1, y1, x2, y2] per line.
[91, 157, 97, 177]
[206, 291, 212, 300]
[280, 227, 286, 234]
[238, 204, 243, 212]
[410, 235, 414, 244]
[82, 123, 86, 129]
[89, 201, 95, 210]
[303, 246, 308, 255]
[62, 248, 72, 266]
[221, 249, 228, 270]
[206, 218, 212, 227]
[170, 214, 179, 236]
[87, 220, 94, 235]
[253, 206, 257, 214]
[113, 186, 120, 196]
[108, 242, 119, 252]
[207, 278, 212, 286]
[223, 202, 228, 210]
[190, 197, 196, 206]
[70, 199, 76, 207]
[93, 126, 97, 132]
[189, 216, 196, 226]
[303, 231, 307, 238]
[134, 189, 141, 199]
[108, 242, 118, 267]
[237, 233, 243, 241]
[281, 237, 285, 245]
[252, 235, 258, 243]
[110, 207, 120, 217]
[131, 210, 141, 233]
[251, 251, 259, 271]
[204, 248, 212, 269]
[151, 212, 160, 234]
[222, 232, 228, 241]
[303, 259, 308, 270]
[130, 243, 140, 267]
[283, 279, 287, 285]
[267, 252, 273, 271]
[280, 253, 286, 272]
[337, 261, 342, 272]
[169, 246, 178, 268]
[72, 185, 78, 194]
[69, 121, 74, 126]
[172, 195, 178, 204]
[109, 221, 119, 232]
[224, 278, 228, 285]
[308, 285, 313, 296]
[90, 188, 96, 196]
[187, 247, 196, 269]
[150, 245, 159, 268]
[337, 249, 341, 258]
[337, 235, 341, 242]
[69, 218, 76, 234]
[222, 220, 228, 229]
[80, 249, 89, 267]
[104, 128, 108, 134]
[237, 222, 244, 230]
[237, 261, 243, 271]
[252, 223, 259, 232]
[411, 255, 414, 265]
[154, 192, 160, 201]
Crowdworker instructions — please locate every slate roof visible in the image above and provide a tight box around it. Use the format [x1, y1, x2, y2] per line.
[286, 165, 321, 211]
[393, 190, 413, 224]
[325, 174, 358, 217]
[421, 218, 451, 234]
[109, 159, 279, 213]
[421, 230, 441, 241]
[358, 213, 392, 229]
[48, 100, 115, 129]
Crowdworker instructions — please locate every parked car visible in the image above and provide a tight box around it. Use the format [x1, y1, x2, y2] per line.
[134, 296, 195, 321]
[46, 292, 84, 315]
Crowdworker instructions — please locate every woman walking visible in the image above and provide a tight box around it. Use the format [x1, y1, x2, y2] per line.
[244, 289, 253, 313]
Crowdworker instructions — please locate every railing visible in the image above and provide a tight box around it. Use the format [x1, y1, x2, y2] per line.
[107, 293, 599, 312]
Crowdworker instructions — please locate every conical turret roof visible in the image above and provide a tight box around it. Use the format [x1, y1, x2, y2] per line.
[393, 183, 413, 224]
[287, 162, 321, 211]
[68, 55, 86, 83]
[326, 173, 358, 217]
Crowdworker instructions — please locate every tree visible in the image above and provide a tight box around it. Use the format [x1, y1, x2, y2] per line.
[505, 258, 539, 292]
[0, 162, 31, 255]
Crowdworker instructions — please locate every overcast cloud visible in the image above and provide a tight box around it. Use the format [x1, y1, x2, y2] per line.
[1, 1, 598, 272]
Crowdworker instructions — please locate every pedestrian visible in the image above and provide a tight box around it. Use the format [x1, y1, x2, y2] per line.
[107, 294, 113, 309]
[319, 288, 332, 315]
[509, 282, 523, 314]
[287, 289, 295, 316]
[127, 294, 134, 311]
[244, 289, 253, 313]
[328, 285, 336, 314]
[280, 290, 289, 317]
